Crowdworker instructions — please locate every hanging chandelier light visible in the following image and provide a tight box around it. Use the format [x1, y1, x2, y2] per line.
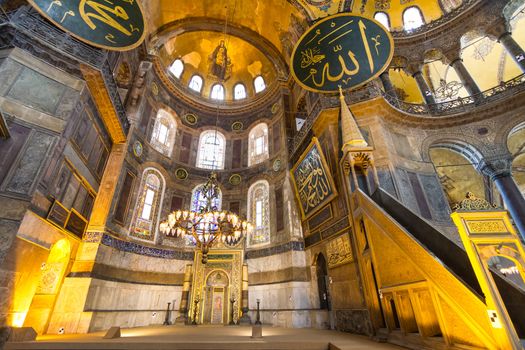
[159, 172, 253, 264]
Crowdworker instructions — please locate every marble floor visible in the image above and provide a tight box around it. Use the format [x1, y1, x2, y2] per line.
[5, 325, 405, 350]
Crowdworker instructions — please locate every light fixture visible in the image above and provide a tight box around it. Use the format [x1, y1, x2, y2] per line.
[159, 172, 252, 264]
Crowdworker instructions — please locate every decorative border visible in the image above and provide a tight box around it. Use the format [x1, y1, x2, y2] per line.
[290, 137, 338, 219]
[101, 234, 194, 260]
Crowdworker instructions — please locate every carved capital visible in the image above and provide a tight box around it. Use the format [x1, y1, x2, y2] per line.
[483, 17, 511, 41]
[477, 155, 513, 181]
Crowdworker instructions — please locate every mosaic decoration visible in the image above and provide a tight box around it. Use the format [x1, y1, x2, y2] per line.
[101, 234, 194, 260]
[326, 234, 354, 268]
[273, 158, 282, 172]
[291, 13, 394, 93]
[175, 168, 188, 180]
[452, 192, 498, 211]
[184, 113, 198, 125]
[130, 170, 164, 242]
[375, 0, 390, 10]
[434, 79, 463, 100]
[229, 174, 242, 186]
[471, 37, 495, 61]
[231, 121, 244, 132]
[28, 0, 146, 51]
[208, 40, 233, 81]
[291, 138, 338, 219]
[151, 82, 159, 96]
[132, 141, 143, 157]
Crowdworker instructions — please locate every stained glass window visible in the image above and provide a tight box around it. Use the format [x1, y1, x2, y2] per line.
[130, 169, 164, 242]
[403, 6, 425, 31]
[234, 83, 247, 100]
[189, 75, 203, 93]
[248, 180, 270, 246]
[191, 184, 222, 212]
[150, 109, 177, 156]
[254, 75, 266, 93]
[374, 12, 390, 30]
[196, 130, 225, 169]
[248, 123, 269, 166]
[210, 84, 225, 100]
[170, 59, 184, 79]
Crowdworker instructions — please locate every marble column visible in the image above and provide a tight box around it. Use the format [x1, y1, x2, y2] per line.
[412, 71, 436, 105]
[379, 71, 397, 98]
[238, 263, 251, 324]
[449, 59, 483, 98]
[176, 264, 193, 324]
[478, 157, 525, 241]
[499, 32, 525, 73]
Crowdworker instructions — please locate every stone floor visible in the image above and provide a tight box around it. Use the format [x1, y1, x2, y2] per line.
[5, 325, 405, 350]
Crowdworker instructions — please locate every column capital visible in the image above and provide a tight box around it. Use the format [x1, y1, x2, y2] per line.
[405, 62, 424, 77]
[477, 155, 513, 181]
[483, 17, 511, 41]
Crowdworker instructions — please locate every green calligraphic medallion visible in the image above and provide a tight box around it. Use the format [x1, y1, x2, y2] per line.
[28, 0, 146, 51]
[291, 13, 394, 93]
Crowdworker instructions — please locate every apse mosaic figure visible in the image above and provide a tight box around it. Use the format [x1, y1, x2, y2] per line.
[291, 13, 394, 92]
[208, 40, 233, 81]
[28, 0, 146, 50]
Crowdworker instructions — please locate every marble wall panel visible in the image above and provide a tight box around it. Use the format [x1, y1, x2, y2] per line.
[0, 59, 23, 96]
[391, 132, 415, 160]
[394, 168, 419, 214]
[5, 131, 55, 195]
[6, 68, 68, 116]
[419, 174, 451, 222]
[377, 166, 397, 198]
[249, 281, 315, 311]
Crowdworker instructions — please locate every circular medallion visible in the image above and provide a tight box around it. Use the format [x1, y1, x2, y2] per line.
[290, 13, 394, 93]
[231, 121, 244, 132]
[151, 82, 159, 96]
[184, 113, 198, 125]
[229, 174, 242, 186]
[273, 158, 282, 172]
[271, 103, 280, 114]
[175, 168, 188, 180]
[133, 141, 143, 157]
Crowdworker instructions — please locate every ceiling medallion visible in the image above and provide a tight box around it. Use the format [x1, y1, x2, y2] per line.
[273, 159, 282, 172]
[151, 82, 159, 96]
[231, 121, 244, 132]
[229, 174, 242, 186]
[132, 141, 143, 157]
[175, 168, 189, 180]
[184, 113, 198, 126]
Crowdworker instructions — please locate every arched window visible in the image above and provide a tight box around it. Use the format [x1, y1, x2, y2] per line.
[169, 59, 184, 79]
[248, 123, 269, 166]
[403, 6, 425, 31]
[234, 83, 247, 100]
[150, 109, 177, 156]
[196, 130, 226, 169]
[254, 75, 266, 93]
[374, 12, 390, 30]
[130, 168, 165, 242]
[191, 184, 222, 212]
[189, 75, 203, 93]
[210, 83, 225, 100]
[247, 180, 270, 246]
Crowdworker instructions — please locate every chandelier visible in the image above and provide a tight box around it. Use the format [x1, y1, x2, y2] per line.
[159, 172, 252, 264]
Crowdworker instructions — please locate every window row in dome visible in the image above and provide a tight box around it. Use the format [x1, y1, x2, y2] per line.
[129, 167, 271, 246]
[150, 109, 270, 168]
[169, 59, 266, 99]
[374, 6, 425, 31]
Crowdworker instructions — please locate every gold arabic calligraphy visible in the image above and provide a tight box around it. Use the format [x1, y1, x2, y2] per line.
[296, 147, 331, 211]
[297, 19, 383, 88]
[41, 0, 141, 44]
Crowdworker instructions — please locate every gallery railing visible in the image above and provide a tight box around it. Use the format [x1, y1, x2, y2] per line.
[289, 72, 525, 156]
[0, 6, 129, 133]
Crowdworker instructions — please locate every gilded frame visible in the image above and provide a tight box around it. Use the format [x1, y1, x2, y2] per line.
[291, 137, 338, 219]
